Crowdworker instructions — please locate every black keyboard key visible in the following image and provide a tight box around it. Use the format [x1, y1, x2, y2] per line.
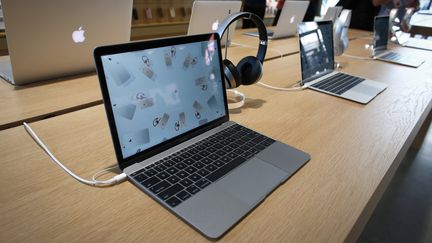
[214, 160, 225, 167]
[201, 157, 213, 164]
[141, 176, 161, 188]
[131, 168, 146, 177]
[209, 153, 220, 160]
[180, 178, 193, 187]
[199, 150, 211, 157]
[207, 157, 247, 182]
[189, 173, 202, 182]
[177, 191, 192, 201]
[144, 169, 157, 177]
[176, 171, 189, 179]
[193, 161, 205, 169]
[197, 169, 210, 177]
[185, 166, 198, 174]
[133, 173, 148, 182]
[172, 157, 183, 163]
[167, 167, 179, 175]
[163, 160, 175, 167]
[167, 175, 181, 184]
[157, 171, 170, 180]
[183, 158, 195, 165]
[175, 162, 187, 170]
[220, 156, 232, 163]
[191, 154, 203, 161]
[186, 185, 200, 194]
[195, 178, 211, 189]
[149, 180, 170, 194]
[158, 184, 184, 200]
[205, 164, 218, 172]
[216, 150, 226, 156]
[154, 164, 167, 172]
[166, 196, 181, 207]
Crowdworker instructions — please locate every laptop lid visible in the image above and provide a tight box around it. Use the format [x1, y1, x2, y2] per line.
[271, 1, 309, 38]
[187, 1, 241, 45]
[373, 15, 390, 53]
[94, 33, 229, 170]
[1, 0, 132, 85]
[298, 21, 335, 85]
[323, 6, 342, 23]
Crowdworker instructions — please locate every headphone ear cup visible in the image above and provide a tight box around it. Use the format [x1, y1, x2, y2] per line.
[223, 59, 241, 89]
[237, 56, 263, 85]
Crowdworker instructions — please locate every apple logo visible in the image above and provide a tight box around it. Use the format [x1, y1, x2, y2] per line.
[72, 26, 85, 43]
[290, 16, 296, 24]
[211, 20, 219, 31]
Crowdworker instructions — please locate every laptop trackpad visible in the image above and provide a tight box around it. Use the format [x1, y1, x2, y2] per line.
[216, 157, 288, 206]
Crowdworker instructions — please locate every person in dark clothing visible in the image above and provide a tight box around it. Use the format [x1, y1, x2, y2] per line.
[272, 0, 285, 26]
[303, 0, 320, 21]
[242, 0, 267, 28]
[336, 0, 381, 31]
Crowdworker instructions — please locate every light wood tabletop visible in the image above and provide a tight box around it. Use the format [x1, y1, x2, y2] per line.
[1, 39, 431, 242]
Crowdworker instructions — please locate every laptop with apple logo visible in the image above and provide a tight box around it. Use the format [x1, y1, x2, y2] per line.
[243, 1, 309, 39]
[0, 0, 133, 85]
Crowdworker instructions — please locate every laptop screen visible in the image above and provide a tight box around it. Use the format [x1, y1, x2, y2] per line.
[298, 21, 334, 82]
[373, 16, 389, 49]
[97, 34, 227, 161]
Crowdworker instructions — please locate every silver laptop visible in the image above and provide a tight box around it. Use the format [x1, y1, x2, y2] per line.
[0, 0, 133, 85]
[93, 33, 310, 239]
[322, 6, 342, 23]
[298, 21, 387, 104]
[372, 15, 425, 68]
[243, 1, 309, 39]
[187, 1, 241, 47]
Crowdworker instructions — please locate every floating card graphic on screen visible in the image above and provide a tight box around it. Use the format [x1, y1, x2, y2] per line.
[175, 112, 186, 131]
[183, 55, 198, 69]
[195, 76, 208, 90]
[153, 113, 169, 129]
[207, 95, 220, 114]
[121, 128, 150, 149]
[193, 101, 203, 119]
[141, 66, 156, 81]
[106, 59, 134, 86]
[116, 104, 137, 120]
[132, 92, 155, 109]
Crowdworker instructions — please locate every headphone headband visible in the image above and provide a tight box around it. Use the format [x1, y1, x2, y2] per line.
[217, 12, 267, 63]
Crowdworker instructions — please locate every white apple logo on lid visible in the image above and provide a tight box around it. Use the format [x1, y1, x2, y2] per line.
[212, 20, 219, 31]
[290, 16, 296, 24]
[72, 26, 86, 43]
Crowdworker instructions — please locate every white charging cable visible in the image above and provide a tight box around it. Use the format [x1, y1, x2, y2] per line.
[23, 122, 127, 187]
[257, 81, 308, 91]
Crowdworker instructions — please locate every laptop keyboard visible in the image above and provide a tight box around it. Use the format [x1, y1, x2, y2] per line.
[311, 73, 365, 95]
[130, 124, 276, 208]
[380, 52, 402, 62]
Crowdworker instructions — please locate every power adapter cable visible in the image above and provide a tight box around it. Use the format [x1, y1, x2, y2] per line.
[23, 122, 127, 187]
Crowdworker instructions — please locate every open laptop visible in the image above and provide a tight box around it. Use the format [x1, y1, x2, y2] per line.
[389, 9, 432, 51]
[372, 15, 425, 68]
[243, 1, 309, 39]
[0, 0, 133, 85]
[322, 6, 342, 23]
[298, 21, 387, 104]
[94, 33, 310, 239]
[187, 1, 241, 47]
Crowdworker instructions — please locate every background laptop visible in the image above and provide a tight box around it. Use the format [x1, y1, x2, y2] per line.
[187, 1, 241, 46]
[243, 1, 309, 39]
[298, 21, 387, 104]
[94, 33, 310, 239]
[0, 0, 133, 85]
[322, 6, 342, 23]
[372, 15, 425, 68]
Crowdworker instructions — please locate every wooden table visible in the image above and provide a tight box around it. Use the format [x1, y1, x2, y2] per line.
[1, 40, 431, 242]
[0, 71, 102, 130]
